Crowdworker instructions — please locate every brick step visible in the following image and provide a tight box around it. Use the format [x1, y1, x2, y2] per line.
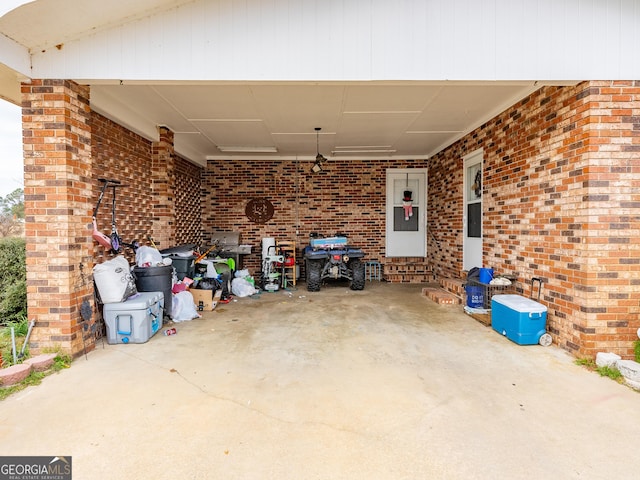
[0, 354, 58, 386]
[440, 277, 466, 297]
[384, 258, 436, 283]
[421, 287, 461, 306]
[387, 273, 437, 283]
[0, 363, 31, 386]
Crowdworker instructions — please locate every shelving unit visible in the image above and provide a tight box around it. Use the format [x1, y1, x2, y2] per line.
[277, 240, 296, 287]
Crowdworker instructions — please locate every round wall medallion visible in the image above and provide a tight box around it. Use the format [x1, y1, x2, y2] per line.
[245, 198, 274, 223]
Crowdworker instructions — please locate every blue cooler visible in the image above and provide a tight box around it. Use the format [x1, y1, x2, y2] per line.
[491, 294, 547, 345]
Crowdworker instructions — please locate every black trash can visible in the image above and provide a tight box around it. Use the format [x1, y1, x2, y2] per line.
[133, 265, 173, 318]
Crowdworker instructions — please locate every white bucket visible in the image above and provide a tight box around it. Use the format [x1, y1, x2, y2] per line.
[262, 237, 276, 259]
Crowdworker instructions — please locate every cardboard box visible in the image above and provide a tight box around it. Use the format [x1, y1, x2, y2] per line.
[190, 288, 222, 311]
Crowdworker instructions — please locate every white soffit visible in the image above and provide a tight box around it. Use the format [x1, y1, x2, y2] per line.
[91, 80, 563, 166]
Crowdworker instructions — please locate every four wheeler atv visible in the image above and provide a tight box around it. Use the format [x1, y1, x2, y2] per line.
[304, 234, 365, 292]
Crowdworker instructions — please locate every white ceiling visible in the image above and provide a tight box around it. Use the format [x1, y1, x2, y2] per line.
[0, 1, 559, 165]
[90, 81, 541, 165]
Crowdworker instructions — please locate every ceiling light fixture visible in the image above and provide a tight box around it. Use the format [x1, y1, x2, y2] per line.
[217, 146, 278, 153]
[311, 127, 326, 173]
[332, 149, 397, 155]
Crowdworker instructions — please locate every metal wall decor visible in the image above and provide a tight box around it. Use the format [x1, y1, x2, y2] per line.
[245, 198, 274, 223]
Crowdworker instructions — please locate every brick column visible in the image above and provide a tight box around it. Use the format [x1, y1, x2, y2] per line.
[151, 126, 176, 248]
[22, 79, 94, 357]
[578, 80, 640, 358]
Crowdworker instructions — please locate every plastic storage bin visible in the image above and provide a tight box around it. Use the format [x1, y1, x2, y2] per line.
[104, 291, 164, 344]
[491, 294, 547, 345]
[168, 254, 196, 280]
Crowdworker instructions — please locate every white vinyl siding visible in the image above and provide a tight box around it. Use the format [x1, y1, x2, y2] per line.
[26, 0, 640, 81]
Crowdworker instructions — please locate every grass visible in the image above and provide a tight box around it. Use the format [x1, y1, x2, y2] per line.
[0, 324, 73, 401]
[0, 352, 72, 401]
[0, 318, 29, 367]
[575, 357, 624, 384]
[0, 318, 29, 337]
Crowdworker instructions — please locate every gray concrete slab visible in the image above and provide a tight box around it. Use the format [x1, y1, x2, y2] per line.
[1, 282, 638, 479]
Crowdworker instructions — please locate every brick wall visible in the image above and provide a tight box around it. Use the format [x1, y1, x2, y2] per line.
[151, 127, 177, 249]
[427, 141, 464, 280]
[202, 158, 427, 275]
[23, 79, 93, 355]
[22, 88, 202, 356]
[91, 113, 155, 263]
[91, 118, 203, 258]
[580, 81, 640, 359]
[175, 156, 203, 246]
[430, 81, 640, 358]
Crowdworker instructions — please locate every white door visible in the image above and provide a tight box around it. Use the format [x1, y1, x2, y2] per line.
[463, 149, 483, 270]
[386, 169, 427, 257]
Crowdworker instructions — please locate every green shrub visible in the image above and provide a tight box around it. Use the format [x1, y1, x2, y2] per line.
[0, 318, 29, 366]
[635, 340, 640, 363]
[0, 236, 26, 326]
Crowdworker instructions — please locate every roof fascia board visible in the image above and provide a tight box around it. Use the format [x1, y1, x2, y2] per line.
[0, 33, 31, 78]
[26, 0, 640, 81]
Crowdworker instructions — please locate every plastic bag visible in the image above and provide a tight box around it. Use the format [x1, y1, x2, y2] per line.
[93, 255, 137, 303]
[171, 290, 200, 322]
[231, 277, 259, 297]
[135, 246, 163, 267]
[197, 259, 218, 278]
[234, 269, 250, 278]
[196, 278, 220, 290]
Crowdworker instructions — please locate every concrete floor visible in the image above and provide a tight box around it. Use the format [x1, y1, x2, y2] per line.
[1, 282, 638, 479]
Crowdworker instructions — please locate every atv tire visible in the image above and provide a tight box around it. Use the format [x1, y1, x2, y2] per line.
[350, 259, 365, 290]
[307, 259, 323, 292]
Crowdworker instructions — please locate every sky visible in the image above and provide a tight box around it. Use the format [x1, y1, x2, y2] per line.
[0, 99, 24, 198]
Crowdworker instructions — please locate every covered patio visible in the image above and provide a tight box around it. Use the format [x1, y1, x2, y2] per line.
[0, 1, 639, 360]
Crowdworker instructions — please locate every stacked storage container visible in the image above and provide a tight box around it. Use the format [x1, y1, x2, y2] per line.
[103, 291, 164, 344]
